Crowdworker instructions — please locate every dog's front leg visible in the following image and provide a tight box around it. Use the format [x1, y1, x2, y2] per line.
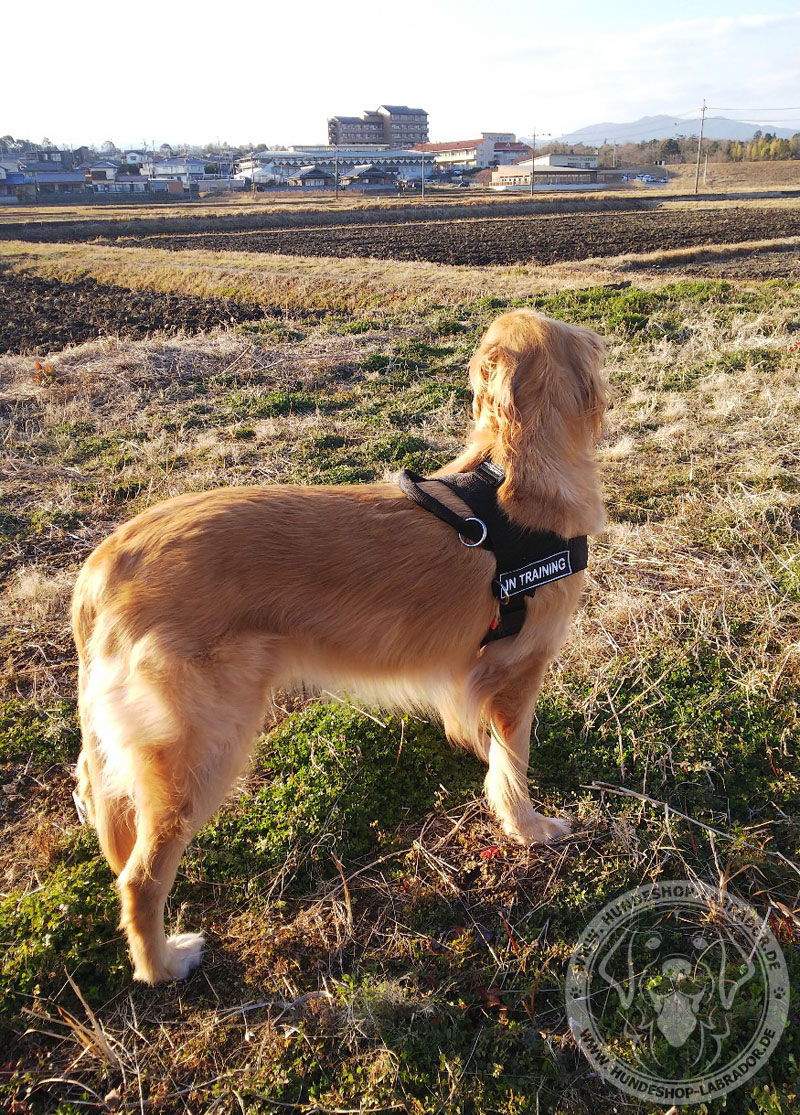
[484, 678, 570, 845]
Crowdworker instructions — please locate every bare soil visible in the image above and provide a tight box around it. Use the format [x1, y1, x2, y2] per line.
[0, 271, 269, 355]
[114, 205, 800, 266]
[0, 196, 653, 243]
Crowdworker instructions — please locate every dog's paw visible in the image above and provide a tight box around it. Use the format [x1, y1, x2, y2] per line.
[133, 932, 205, 984]
[165, 932, 205, 979]
[505, 811, 571, 846]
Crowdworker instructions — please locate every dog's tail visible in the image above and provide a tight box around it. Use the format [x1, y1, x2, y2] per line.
[75, 701, 137, 876]
[73, 564, 137, 877]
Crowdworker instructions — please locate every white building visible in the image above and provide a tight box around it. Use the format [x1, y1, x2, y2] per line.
[87, 160, 119, 181]
[236, 146, 429, 185]
[141, 155, 208, 186]
[412, 137, 494, 169]
[410, 133, 529, 171]
[534, 152, 598, 169]
[491, 161, 599, 189]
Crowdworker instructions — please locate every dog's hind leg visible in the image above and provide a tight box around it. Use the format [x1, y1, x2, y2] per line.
[482, 663, 570, 846]
[117, 792, 204, 985]
[114, 639, 278, 984]
[117, 712, 267, 983]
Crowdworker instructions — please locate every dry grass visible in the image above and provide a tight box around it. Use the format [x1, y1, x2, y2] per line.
[1, 279, 798, 701]
[1, 240, 799, 1112]
[0, 193, 486, 227]
[0, 239, 609, 314]
[4, 233, 800, 323]
[664, 160, 800, 192]
[0, 188, 628, 229]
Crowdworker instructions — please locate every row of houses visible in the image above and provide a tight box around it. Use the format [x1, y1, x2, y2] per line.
[232, 133, 539, 190]
[222, 143, 616, 192]
[0, 149, 235, 200]
[1, 137, 633, 202]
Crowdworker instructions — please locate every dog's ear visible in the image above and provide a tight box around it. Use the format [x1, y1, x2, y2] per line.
[568, 327, 607, 440]
[469, 342, 521, 446]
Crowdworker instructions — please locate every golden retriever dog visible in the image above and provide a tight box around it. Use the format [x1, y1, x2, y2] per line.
[73, 309, 606, 984]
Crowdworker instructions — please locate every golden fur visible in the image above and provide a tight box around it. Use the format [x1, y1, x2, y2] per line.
[72, 309, 606, 984]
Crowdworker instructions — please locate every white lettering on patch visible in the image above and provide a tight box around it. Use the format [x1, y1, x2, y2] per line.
[499, 550, 573, 596]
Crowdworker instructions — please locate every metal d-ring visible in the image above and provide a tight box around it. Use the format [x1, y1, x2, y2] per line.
[459, 517, 488, 547]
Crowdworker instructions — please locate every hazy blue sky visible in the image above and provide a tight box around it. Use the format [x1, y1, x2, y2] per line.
[6, 0, 799, 147]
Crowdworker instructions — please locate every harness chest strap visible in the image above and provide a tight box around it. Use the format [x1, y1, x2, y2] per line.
[397, 462, 588, 643]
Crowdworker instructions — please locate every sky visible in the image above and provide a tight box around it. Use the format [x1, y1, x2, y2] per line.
[5, 0, 800, 148]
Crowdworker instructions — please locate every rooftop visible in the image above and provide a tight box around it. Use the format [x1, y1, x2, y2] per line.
[411, 139, 483, 153]
[378, 105, 426, 115]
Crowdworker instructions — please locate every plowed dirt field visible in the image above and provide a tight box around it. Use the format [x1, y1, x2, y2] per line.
[0, 272, 267, 355]
[118, 205, 800, 265]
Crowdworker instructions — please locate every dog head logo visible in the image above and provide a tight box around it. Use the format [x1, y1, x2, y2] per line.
[597, 925, 757, 1071]
[565, 881, 789, 1106]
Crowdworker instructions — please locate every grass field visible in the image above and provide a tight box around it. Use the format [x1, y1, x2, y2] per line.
[1, 196, 799, 1114]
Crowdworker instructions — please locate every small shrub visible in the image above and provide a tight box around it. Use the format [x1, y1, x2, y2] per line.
[0, 841, 122, 1028]
[192, 703, 482, 895]
[0, 699, 80, 767]
[371, 433, 430, 465]
[253, 390, 318, 417]
[361, 353, 392, 373]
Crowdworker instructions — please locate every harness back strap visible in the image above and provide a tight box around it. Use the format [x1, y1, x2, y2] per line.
[396, 469, 486, 544]
[397, 462, 588, 644]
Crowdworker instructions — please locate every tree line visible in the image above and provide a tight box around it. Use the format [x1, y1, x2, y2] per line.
[5, 130, 800, 165]
[542, 133, 800, 165]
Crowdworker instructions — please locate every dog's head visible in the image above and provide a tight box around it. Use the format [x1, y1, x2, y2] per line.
[468, 310, 607, 527]
[469, 309, 606, 447]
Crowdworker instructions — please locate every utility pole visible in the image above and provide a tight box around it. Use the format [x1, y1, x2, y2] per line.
[334, 145, 339, 200]
[529, 129, 536, 197]
[694, 99, 706, 195]
[421, 142, 425, 201]
[529, 129, 551, 196]
[703, 151, 708, 185]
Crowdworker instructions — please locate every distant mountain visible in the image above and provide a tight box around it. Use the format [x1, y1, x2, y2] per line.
[539, 115, 799, 146]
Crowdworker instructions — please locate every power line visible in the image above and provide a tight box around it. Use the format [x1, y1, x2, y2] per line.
[708, 105, 800, 112]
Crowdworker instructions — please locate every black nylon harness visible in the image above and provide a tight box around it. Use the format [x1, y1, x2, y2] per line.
[397, 461, 588, 643]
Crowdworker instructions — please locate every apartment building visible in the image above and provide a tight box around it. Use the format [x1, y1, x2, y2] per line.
[328, 105, 428, 146]
[410, 133, 530, 170]
[412, 137, 495, 169]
